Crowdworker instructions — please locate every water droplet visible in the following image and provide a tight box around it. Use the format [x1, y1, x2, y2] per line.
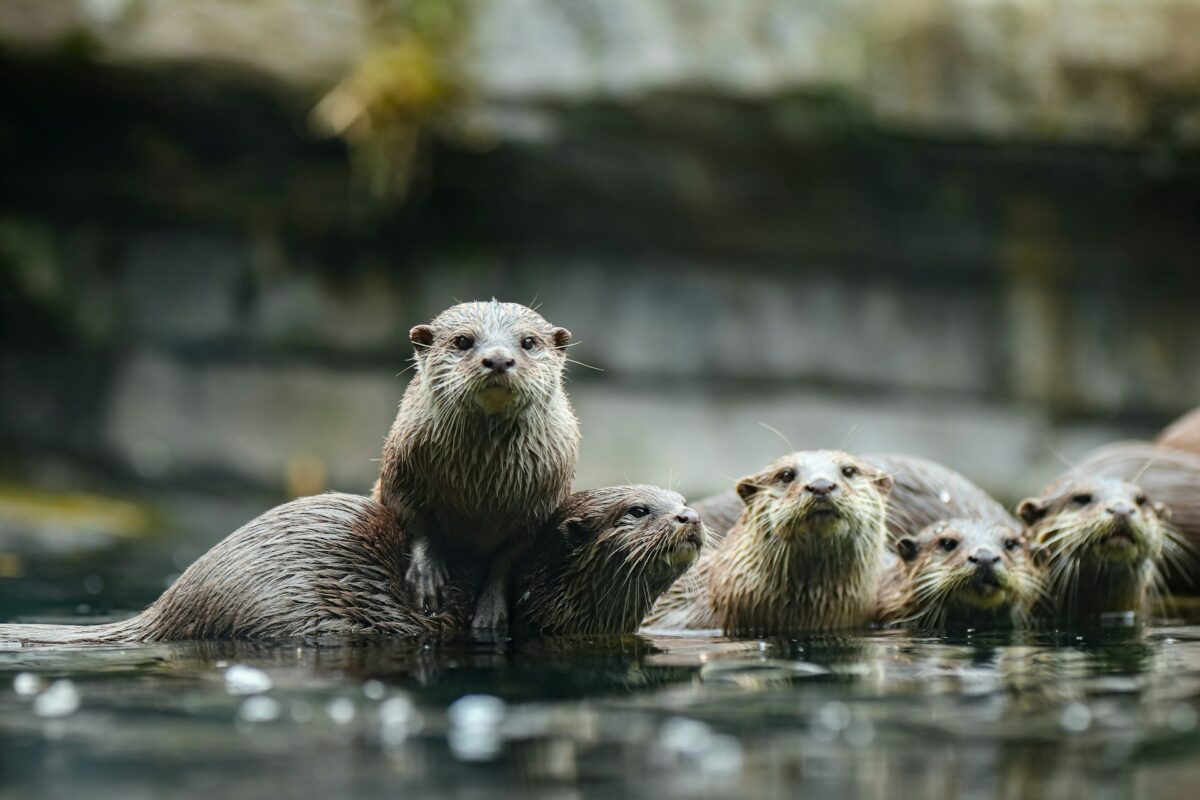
[239, 696, 280, 723]
[1060, 702, 1092, 733]
[363, 680, 386, 700]
[13, 672, 40, 696]
[817, 702, 852, 732]
[1168, 705, 1197, 733]
[448, 695, 506, 762]
[224, 665, 272, 695]
[327, 697, 356, 725]
[34, 680, 80, 718]
[380, 696, 423, 747]
[82, 575, 105, 595]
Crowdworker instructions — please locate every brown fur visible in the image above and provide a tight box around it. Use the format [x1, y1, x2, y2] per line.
[0, 488, 700, 647]
[1157, 407, 1200, 456]
[647, 450, 892, 634]
[875, 518, 1041, 629]
[1018, 451, 1187, 622]
[372, 300, 580, 630]
[691, 453, 1013, 545]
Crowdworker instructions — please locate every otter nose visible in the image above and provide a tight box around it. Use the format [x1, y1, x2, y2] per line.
[676, 508, 700, 525]
[806, 479, 837, 496]
[1108, 503, 1134, 520]
[968, 549, 1001, 567]
[480, 348, 516, 373]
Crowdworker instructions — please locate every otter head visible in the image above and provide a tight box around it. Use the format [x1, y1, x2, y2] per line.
[410, 300, 571, 415]
[1018, 476, 1170, 616]
[734, 450, 893, 550]
[896, 519, 1040, 627]
[517, 485, 705, 636]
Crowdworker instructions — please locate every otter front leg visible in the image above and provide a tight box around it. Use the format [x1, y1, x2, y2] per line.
[471, 539, 526, 633]
[403, 512, 449, 614]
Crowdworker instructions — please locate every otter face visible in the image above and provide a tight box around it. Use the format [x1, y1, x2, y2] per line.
[410, 301, 571, 415]
[735, 450, 892, 544]
[1018, 478, 1167, 568]
[897, 519, 1039, 623]
[557, 485, 705, 580]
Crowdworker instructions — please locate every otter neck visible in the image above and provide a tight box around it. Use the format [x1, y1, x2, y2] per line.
[708, 510, 885, 633]
[1045, 554, 1152, 619]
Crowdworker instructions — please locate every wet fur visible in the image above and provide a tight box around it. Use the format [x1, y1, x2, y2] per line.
[1019, 451, 1189, 622]
[875, 518, 1042, 630]
[1, 488, 699, 647]
[1157, 407, 1200, 456]
[648, 451, 892, 634]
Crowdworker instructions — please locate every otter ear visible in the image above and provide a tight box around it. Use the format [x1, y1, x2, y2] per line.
[873, 469, 894, 496]
[559, 516, 589, 545]
[736, 476, 763, 504]
[896, 537, 919, 562]
[410, 325, 434, 349]
[1017, 497, 1047, 525]
[551, 327, 572, 350]
[1155, 502, 1172, 522]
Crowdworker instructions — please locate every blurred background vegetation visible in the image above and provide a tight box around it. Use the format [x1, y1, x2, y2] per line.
[1, 0, 1199, 587]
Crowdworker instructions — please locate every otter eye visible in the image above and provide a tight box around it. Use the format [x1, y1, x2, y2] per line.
[626, 506, 650, 519]
[778, 469, 796, 484]
[1004, 538, 1020, 552]
[841, 465, 858, 479]
[520, 336, 537, 351]
[1135, 494, 1148, 507]
[453, 335, 475, 351]
[939, 538, 958, 552]
[1072, 494, 1093, 506]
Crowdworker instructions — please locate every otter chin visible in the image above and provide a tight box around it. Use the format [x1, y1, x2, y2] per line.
[647, 450, 893, 634]
[876, 518, 1040, 629]
[1018, 475, 1175, 621]
[473, 384, 518, 414]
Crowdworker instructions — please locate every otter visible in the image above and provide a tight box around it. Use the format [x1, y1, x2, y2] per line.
[373, 300, 580, 631]
[693, 453, 1014, 544]
[1156, 407, 1200, 456]
[0, 487, 704, 646]
[1018, 462, 1183, 622]
[647, 450, 893, 634]
[875, 518, 1042, 629]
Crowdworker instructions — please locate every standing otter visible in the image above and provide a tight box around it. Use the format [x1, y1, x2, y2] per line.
[1017, 464, 1182, 622]
[373, 300, 579, 631]
[0, 486, 703, 646]
[1156, 407, 1200, 456]
[875, 518, 1041, 629]
[647, 450, 892, 634]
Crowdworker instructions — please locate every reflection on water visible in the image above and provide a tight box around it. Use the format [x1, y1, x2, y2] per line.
[4, 540, 1200, 797]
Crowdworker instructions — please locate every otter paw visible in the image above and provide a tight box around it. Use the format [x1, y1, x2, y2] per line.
[471, 593, 509, 633]
[406, 555, 448, 614]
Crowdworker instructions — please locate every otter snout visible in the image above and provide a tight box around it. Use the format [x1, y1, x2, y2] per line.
[806, 479, 837, 496]
[676, 509, 700, 526]
[480, 347, 516, 374]
[969, 548, 1003, 587]
[1107, 503, 1135, 522]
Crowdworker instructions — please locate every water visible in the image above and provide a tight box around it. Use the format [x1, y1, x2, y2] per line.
[4, 509, 1200, 798]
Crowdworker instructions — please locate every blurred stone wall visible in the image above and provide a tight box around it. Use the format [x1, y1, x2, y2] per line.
[2, 0, 1199, 503]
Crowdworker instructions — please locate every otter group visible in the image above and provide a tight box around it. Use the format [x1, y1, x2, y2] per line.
[2, 301, 1199, 646]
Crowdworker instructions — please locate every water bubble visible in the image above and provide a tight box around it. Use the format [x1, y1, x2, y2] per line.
[379, 696, 423, 747]
[82, 575, 105, 595]
[363, 680, 387, 700]
[327, 698, 357, 725]
[448, 695, 506, 762]
[239, 696, 280, 723]
[659, 717, 714, 757]
[1060, 702, 1092, 733]
[13, 672, 41, 696]
[34, 680, 80, 718]
[224, 665, 272, 695]
[1167, 705, 1198, 733]
[817, 702, 852, 732]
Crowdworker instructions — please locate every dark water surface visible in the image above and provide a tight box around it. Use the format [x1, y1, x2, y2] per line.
[3, 520, 1200, 799]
